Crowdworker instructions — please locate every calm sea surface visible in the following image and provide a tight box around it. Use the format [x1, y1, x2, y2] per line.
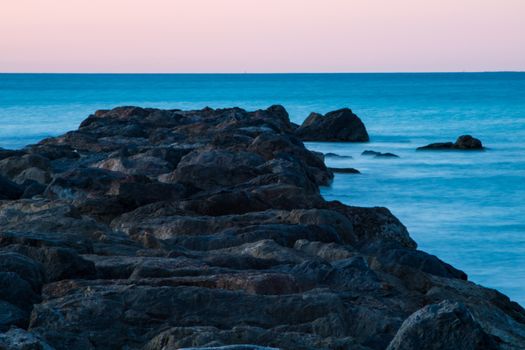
[1, 73, 524, 305]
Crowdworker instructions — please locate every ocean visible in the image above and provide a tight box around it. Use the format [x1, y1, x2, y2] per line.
[1, 73, 524, 305]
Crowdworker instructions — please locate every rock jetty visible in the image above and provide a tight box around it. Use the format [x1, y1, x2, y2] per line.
[0, 106, 523, 350]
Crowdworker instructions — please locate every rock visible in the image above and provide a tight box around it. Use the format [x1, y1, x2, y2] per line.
[167, 150, 265, 190]
[0, 106, 520, 350]
[324, 152, 353, 159]
[5, 245, 96, 281]
[0, 252, 45, 290]
[0, 301, 28, 331]
[0, 328, 55, 350]
[0, 175, 23, 199]
[93, 155, 172, 177]
[328, 167, 360, 174]
[0, 154, 51, 184]
[0, 272, 40, 310]
[21, 181, 47, 198]
[369, 245, 468, 281]
[326, 202, 416, 249]
[293, 240, 355, 261]
[295, 108, 369, 142]
[386, 300, 497, 350]
[361, 150, 399, 158]
[179, 346, 279, 350]
[455, 135, 483, 149]
[417, 135, 483, 150]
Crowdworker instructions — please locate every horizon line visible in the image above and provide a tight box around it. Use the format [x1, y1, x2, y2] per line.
[1, 70, 524, 75]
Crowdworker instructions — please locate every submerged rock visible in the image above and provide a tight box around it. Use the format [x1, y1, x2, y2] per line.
[0, 106, 521, 350]
[362, 150, 400, 158]
[295, 108, 369, 142]
[417, 135, 483, 150]
[328, 167, 360, 174]
[324, 152, 353, 159]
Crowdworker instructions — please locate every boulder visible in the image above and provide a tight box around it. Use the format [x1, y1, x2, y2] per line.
[0, 175, 23, 199]
[0, 301, 28, 331]
[295, 108, 369, 142]
[386, 300, 497, 350]
[417, 135, 483, 150]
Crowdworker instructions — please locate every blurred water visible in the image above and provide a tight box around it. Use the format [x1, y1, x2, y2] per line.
[1, 73, 524, 304]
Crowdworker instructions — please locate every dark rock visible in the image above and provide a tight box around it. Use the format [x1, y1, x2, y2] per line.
[455, 135, 483, 149]
[0, 272, 40, 310]
[6, 245, 96, 281]
[387, 300, 497, 350]
[20, 181, 46, 198]
[0, 251, 45, 290]
[0, 328, 54, 350]
[295, 108, 369, 142]
[0, 175, 23, 199]
[0, 154, 51, 184]
[0, 301, 28, 331]
[166, 150, 265, 190]
[369, 246, 468, 281]
[0, 106, 520, 350]
[361, 150, 400, 158]
[417, 135, 484, 150]
[328, 167, 360, 174]
[324, 152, 353, 159]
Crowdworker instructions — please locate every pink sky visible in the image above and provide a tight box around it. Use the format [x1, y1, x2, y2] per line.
[1, 0, 524, 73]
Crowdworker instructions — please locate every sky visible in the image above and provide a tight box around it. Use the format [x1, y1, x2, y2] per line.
[1, 0, 524, 73]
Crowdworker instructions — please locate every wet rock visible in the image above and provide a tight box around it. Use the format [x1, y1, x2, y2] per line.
[361, 150, 400, 158]
[295, 108, 369, 142]
[328, 167, 360, 174]
[417, 135, 483, 150]
[324, 152, 353, 159]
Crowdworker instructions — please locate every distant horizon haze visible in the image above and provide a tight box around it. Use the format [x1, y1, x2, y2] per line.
[1, 0, 524, 73]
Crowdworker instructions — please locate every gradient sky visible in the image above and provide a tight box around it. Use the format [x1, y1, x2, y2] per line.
[1, 0, 524, 73]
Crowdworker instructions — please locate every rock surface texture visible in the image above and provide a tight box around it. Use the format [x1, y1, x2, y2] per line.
[0, 106, 523, 350]
[417, 135, 484, 150]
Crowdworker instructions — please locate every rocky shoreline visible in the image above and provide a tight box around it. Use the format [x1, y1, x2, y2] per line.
[0, 106, 523, 350]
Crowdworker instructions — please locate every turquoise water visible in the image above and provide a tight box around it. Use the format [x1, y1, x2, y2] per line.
[1, 73, 524, 305]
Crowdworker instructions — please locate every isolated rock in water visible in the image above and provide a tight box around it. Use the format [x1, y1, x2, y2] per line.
[0, 106, 522, 350]
[386, 300, 497, 350]
[324, 152, 353, 159]
[295, 108, 369, 142]
[328, 167, 360, 174]
[455, 135, 483, 149]
[417, 135, 483, 150]
[361, 150, 400, 158]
